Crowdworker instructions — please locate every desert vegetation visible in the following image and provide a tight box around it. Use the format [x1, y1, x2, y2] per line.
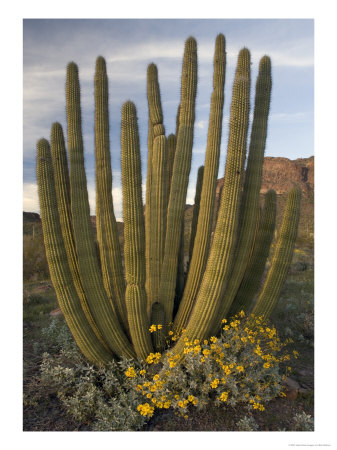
[23, 34, 314, 431]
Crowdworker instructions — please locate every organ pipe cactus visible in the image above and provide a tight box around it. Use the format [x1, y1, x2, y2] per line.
[37, 34, 301, 366]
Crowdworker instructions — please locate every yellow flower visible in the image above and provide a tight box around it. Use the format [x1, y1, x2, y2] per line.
[223, 365, 231, 375]
[263, 362, 271, 369]
[137, 403, 154, 417]
[210, 336, 217, 343]
[149, 324, 157, 333]
[239, 310, 245, 318]
[293, 350, 299, 359]
[221, 319, 227, 323]
[139, 369, 146, 376]
[168, 331, 174, 336]
[203, 339, 209, 345]
[236, 365, 245, 373]
[125, 367, 136, 378]
[210, 378, 219, 389]
[194, 339, 200, 345]
[164, 401, 171, 409]
[223, 325, 230, 331]
[157, 324, 163, 330]
[219, 391, 229, 402]
[188, 395, 194, 402]
[153, 374, 160, 381]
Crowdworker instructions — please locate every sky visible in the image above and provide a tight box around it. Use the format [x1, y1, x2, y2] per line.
[23, 18, 314, 219]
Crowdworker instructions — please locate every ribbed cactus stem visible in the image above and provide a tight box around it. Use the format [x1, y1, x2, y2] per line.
[229, 189, 277, 316]
[189, 165, 205, 265]
[252, 186, 301, 319]
[121, 101, 154, 359]
[37, 138, 112, 366]
[94, 56, 128, 332]
[149, 135, 167, 306]
[66, 62, 135, 359]
[145, 63, 166, 310]
[172, 48, 251, 354]
[166, 133, 177, 203]
[175, 218, 185, 306]
[151, 302, 166, 352]
[50, 122, 110, 351]
[159, 37, 198, 324]
[173, 34, 226, 333]
[218, 55, 272, 321]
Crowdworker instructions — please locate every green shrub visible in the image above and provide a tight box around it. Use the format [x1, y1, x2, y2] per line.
[40, 349, 148, 431]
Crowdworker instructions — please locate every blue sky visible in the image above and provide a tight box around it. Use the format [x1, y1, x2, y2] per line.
[23, 18, 314, 218]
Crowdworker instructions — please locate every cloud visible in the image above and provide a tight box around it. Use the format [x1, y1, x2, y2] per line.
[23, 183, 39, 213]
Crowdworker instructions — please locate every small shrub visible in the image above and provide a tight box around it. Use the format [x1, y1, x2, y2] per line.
[236, 415, 259, 431]
[40, 349, 148, 431]
[292, 411, 314, 431]
[128, 313, 293, 419]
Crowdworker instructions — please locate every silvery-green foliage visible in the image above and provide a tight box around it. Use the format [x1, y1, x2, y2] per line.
[40, 350, 147, 430]
[292, 412, 314, 431]
[236, 415, 259, 431]
[41, 317, 77, 352]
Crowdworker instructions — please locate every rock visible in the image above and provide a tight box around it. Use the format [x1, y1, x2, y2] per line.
[50, 308, 63, 317]
[283, 377, 300, 400]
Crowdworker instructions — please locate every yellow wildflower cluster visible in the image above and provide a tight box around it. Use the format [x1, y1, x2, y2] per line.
[146, 352, 161, 364]
[125, 367, 137, 378]
[137, 403, 154, 417]
[249, 399, 265, 411]
[149, 324, 163, 333]
[123, 313, 296, 421]
[219, 391, 229, 402]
